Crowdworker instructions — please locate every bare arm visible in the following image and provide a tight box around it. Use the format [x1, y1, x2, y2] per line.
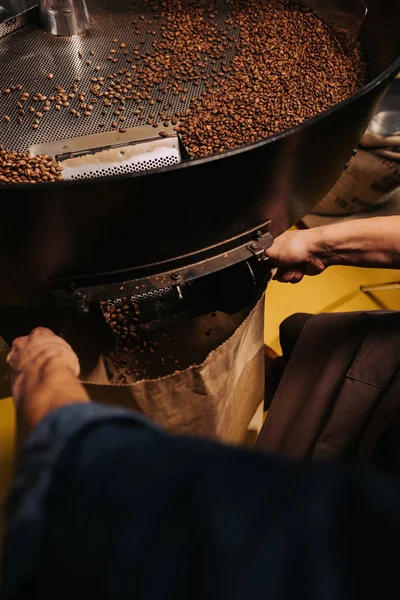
[265, 216, 400, 283]
[7, 327, 90, 446]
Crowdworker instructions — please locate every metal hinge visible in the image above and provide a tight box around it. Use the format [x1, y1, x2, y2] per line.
[247, 232, 273, 261]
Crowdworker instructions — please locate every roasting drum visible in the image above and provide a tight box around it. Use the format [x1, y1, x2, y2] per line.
[0, 0, 399, 307]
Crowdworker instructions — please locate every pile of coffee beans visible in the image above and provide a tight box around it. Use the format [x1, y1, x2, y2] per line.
[177, 0, 367, 156]
[0, 146, 63, 184]
[0, 0, 367, 179]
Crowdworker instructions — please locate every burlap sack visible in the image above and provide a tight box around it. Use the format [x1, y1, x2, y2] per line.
[312, 130, 400, 216]
[63, 295, 265, 445]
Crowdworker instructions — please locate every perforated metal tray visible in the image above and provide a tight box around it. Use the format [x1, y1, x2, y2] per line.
[0, 0, 236, 154]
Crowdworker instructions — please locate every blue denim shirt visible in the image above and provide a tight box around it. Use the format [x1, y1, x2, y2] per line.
[3, 402, 400, 600]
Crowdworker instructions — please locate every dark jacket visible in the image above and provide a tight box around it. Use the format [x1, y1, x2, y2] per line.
[258, 311, 400, 470]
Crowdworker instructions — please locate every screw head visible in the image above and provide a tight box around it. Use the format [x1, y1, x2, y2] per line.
[171, 272, 181, 281]
[250, 242, 259, 250]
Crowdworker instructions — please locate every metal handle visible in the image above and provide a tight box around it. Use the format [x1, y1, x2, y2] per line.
[39, 0, 90, 36]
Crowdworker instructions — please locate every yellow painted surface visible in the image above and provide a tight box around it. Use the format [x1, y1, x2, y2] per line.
[265, 266, 400, 352]
[0, 397, 15, 545]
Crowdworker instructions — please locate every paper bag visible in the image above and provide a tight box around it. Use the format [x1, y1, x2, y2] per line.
[64, 295, 265, 444]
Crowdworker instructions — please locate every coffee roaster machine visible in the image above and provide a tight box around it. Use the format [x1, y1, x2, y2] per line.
[0, 0, 399, 335]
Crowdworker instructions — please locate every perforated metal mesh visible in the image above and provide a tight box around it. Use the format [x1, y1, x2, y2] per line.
[102, 284, 186, 325]
[69, 153, 179, 179]
[0, 0, 236, 152]
[67, 145, 181, 179]
[105, 284, 180, 305]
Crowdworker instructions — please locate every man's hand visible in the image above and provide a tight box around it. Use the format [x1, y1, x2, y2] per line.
[7, 328, 90, 446]
[265, 229, 328, 284]
[265, 217, 400, 283]
[7, 327, 80, 386]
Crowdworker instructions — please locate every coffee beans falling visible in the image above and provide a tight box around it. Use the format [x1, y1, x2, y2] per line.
[101, 296, 181, 382]
[0, 0, 367, 172]
[0, 146, 63, 184]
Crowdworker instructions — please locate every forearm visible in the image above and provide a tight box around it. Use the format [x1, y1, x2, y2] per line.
[310, 217, 400, 269]
[15, 359, 90, 446]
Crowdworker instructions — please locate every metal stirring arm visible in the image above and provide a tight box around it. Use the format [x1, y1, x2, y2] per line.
[39, 0, 90, 36]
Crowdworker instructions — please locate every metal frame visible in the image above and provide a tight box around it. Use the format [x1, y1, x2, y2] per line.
[0, 5, 36, 37]
[52, 222, 273, 312]
[360, 281, 400, 310]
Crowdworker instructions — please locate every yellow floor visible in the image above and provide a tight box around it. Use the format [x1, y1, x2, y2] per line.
[1, 264, 400, 541]
[265, 266, 400, 352]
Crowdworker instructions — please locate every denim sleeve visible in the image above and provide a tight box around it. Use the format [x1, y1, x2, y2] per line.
[2, 403, 160, 599]
[4, 402, 400, 600]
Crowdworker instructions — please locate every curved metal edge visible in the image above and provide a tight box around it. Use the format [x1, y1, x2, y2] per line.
[52, 228, 274, 310]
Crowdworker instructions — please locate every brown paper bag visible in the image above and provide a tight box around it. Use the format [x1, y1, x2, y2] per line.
[71, 295, 265, 444]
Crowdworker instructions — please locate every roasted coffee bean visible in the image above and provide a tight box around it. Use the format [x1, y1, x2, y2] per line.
[0, 146, 62, 184]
